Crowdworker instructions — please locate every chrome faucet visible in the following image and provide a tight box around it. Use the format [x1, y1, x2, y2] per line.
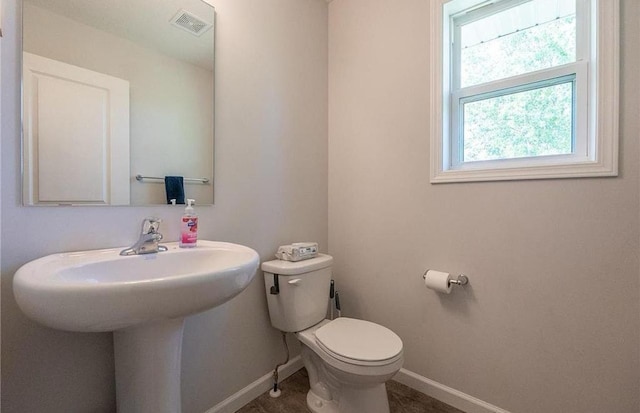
[120, 217, 168, 256]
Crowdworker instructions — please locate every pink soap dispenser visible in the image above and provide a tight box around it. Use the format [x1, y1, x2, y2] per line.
[179, 199, 198, 248]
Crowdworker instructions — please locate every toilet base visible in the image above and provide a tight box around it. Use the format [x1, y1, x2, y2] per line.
[300, 339, 392, 413]
[307, 390, 339, 413]
[306, 383, 391, 413]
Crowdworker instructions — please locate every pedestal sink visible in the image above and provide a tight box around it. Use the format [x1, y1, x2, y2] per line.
[13, 240, 260, 413]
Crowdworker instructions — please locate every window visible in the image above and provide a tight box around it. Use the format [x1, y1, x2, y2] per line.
[430, 0, 619, 183]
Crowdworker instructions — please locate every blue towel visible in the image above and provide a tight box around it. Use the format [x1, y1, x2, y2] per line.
[165, 176, 185, 204]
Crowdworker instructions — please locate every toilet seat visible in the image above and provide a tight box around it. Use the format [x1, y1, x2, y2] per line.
[314, 318, 403, 367]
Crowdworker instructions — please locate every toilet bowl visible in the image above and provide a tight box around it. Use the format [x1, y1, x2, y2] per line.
[297, 318, 403, 413]
[262, 254, 404, 413]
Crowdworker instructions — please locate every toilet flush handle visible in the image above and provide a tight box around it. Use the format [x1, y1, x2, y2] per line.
[270, 274, 280, 295]
[288, 278, 302, 286]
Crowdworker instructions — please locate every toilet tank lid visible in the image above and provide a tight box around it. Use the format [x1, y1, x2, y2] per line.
[261, 253, 333, 275]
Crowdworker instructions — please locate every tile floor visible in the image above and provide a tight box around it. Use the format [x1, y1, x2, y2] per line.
[236, 369, 465, 413]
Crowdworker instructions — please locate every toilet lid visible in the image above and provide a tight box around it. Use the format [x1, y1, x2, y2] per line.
[315, 318, 403, 362]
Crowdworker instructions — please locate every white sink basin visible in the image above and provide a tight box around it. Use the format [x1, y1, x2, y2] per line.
[13, 240, 260, 413]
[14, 240, 259, 332]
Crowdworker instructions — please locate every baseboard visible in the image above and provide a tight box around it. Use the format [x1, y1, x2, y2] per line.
[205, 358, 509, 413]
[394, 368, 511, 413]
[205, 356, 304, 413]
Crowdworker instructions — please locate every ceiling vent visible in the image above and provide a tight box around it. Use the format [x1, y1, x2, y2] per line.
[170, 9, 213, 37]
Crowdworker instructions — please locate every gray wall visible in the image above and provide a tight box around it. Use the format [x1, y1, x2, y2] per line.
[1, 0, 328, 411]
[328, 1, 639, 412]
[4, 0, 640, 412]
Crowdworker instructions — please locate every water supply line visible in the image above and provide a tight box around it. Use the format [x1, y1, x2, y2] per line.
[330, 279, 342, 319]
[269, 331, 290, 398]
[330, 280, 335, 319]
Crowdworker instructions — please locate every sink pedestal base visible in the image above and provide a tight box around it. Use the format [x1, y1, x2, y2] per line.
[114, 318, 185, 413]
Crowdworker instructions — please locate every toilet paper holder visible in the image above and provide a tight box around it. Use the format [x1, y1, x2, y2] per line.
[422, 270, 469, 287]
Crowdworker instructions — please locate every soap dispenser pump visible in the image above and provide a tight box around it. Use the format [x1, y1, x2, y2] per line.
[180, 199, 198, 248]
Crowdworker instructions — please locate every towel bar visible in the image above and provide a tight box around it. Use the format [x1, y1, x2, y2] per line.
[135, 174, 210, 184]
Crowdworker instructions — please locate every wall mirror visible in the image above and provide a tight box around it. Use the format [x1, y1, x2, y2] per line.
[21, 0, 215, 206]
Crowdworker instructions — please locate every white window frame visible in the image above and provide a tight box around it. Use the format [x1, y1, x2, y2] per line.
[430, 0, 619, 183]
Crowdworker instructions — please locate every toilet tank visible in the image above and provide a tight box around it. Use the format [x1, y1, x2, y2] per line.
[262, 254, 333, 332]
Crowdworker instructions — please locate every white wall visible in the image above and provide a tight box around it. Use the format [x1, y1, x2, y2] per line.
[1, 0, 327, 411]
[328, 1, 640, 413]
[23, 2, 215, 205]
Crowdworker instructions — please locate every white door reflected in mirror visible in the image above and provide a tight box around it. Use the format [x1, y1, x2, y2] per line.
[23, 53, 130, 205]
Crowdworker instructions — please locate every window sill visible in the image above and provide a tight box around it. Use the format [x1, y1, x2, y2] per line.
[430, 159, 618, 184]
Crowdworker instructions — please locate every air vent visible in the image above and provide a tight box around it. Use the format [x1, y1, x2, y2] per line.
[170, 9, 213, 37]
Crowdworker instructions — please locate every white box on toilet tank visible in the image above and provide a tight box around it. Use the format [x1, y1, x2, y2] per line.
[262, 254, 333, 332]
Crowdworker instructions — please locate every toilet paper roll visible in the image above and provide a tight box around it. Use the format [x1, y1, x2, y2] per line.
[424, 270, 452, 294]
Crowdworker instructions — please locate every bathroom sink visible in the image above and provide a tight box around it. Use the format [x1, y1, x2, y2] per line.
[14, 240, 259, 413]
[14, 240, 260, 332]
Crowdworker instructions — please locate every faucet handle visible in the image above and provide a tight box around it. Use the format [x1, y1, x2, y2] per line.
[141, 217, 162, 234]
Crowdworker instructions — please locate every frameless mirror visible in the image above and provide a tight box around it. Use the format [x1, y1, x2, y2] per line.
[21, 0, 215, 205]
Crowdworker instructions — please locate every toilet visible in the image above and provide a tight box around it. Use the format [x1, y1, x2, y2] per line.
[262, 254, 404, 413]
